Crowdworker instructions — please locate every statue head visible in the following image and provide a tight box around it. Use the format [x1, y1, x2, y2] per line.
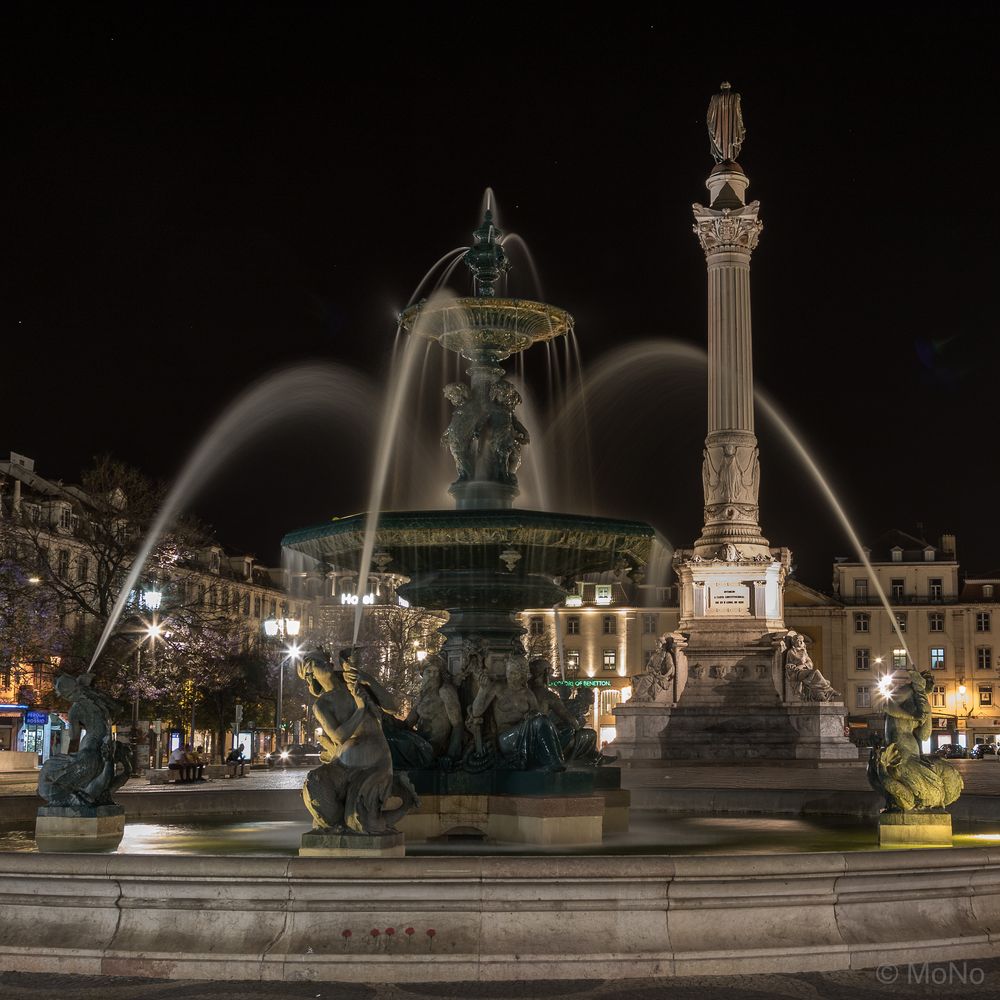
[299, 648, 337, 695]
[506, 654, 530, 689]
[528, 657, 552, 687]
[421, 654, 444, 688]
[54, 673, 82, 702]
[784, 630, 805, 652]
[443, 383, 470, 407]
[723, 444, 736, 457]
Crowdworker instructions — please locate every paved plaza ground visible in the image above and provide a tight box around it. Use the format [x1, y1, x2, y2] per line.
[3, 758, 999, 798]
[4, 964, 1000, 1000]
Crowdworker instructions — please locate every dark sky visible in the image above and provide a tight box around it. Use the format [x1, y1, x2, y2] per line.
[3, 7, 999, 589]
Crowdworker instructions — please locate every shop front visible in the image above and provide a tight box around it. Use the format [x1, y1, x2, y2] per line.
[0, 704, 27, 752]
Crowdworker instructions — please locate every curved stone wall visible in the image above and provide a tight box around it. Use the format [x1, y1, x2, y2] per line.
[0, 849, 997, 981]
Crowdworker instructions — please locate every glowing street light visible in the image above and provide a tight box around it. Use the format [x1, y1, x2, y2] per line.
[263, 617, 302, 751]
[416, 649, 428, 662]
[144, 589, 163, 611]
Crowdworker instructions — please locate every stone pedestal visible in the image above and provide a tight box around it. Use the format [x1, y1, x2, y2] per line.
[35, 804, 125, 853]
[786, 703, 859, 761]
[878, 810, 953, 848]
[299, 830, 405, 858]
[611, 703, 673, 760]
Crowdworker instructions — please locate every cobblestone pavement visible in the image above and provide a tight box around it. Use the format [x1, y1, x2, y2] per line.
[4, 962, 1000, 1000]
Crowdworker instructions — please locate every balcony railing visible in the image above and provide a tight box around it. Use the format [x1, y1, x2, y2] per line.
[840, 594, 958, 606]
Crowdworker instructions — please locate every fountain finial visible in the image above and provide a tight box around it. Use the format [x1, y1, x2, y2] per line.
[464, 209, 510, 297]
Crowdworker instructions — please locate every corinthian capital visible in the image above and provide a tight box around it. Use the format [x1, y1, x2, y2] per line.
[692, 201, 762, 255]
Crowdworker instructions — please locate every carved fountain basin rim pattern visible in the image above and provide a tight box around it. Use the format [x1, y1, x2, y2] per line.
[399, 296, 575, 344]
[281, 508, 655, 573]
[1, 847, 998, 982]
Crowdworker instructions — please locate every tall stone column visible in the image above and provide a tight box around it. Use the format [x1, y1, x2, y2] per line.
[692, 157, 767, 557]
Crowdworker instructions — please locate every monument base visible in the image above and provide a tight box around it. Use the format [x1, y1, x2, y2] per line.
[878, 810, 953, 848]
[398, 793, 605, 845]
[612, 702, 857, 762]
[35, 804, 125, 853]
[299, 829, 405, 857]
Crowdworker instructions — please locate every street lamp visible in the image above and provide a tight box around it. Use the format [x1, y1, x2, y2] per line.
[262, 617, 300, 752]
[131, 587, 164, 774]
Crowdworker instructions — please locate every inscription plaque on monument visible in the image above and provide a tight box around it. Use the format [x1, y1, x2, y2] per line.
[707, 583, 750, 615]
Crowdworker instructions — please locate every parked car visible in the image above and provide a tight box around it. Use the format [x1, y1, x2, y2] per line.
[935, 743, 968, 759]
[970, 743, 997, 759]
[265, 742, 322, 767]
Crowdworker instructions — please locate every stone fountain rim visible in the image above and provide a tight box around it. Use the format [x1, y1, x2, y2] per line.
[282, 508, 655, 549]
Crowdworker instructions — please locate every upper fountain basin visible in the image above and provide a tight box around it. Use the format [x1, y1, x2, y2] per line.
[282, 508, 653, 579]
[399, 297, 574, 362]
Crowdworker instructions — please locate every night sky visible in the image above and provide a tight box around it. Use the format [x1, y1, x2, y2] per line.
[4, 8, 999, 589]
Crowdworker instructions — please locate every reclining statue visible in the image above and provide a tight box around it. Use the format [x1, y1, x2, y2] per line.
[782, 631, 840, 702]
[528, 657, 609, 764]
[38, 672, 132, 809]
[467, 652, 565, 771]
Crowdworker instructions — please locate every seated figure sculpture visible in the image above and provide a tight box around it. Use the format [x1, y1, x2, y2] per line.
[38, 672, 132, 809]
[299, 647, 418, 834]
[400, 654, 464, 761]
[528, 657, 608, 764]
[869, 665, 963, 812]
[782, 631, 840, 702]
[467, 652, 565, 771]
[630, 634, 677, 704]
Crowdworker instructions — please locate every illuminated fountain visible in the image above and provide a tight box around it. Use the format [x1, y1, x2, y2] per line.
[282, 209, 652, 843]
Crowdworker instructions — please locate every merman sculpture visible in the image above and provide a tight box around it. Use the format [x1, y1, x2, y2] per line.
[298, 647, 419, 853]
[868, 665, 963, 846]
[38, 672, 132, 809]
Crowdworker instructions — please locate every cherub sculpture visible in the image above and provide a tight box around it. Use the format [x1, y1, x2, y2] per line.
[484, 379, 529, 484]
[38, 672, 132, 809]
[298, 647, 418, 834]
[441, 382, 479, 482]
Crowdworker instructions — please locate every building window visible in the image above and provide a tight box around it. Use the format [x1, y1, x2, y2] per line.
[925, 549, 935, 562]
[566, 616, 580, 636]
[891, 549, 902, 562]
[853, 579, 868, 600]
[895, 613, 907, 633]
[856, 686, 871, 708]
[985, 585, 995, 599]
[978, 612, 992, 633]
[529, 616, 544, 636]
[978, 647, 993, 671]
[932, 685, 946, 707]
[599, 688, 621, 717]
[602, 615, 616, 635]
[565, 650, 580, 673]
[929, 612, 944, 633]
[892, 648, 907, 669]
[855, 648, 871, 671]
[642, 614, 657, 635]
[59, 506, 71, 530]
[930, 647, 945, 670]
[602, 649, 617, 671]
[980, 685, 994, 707]
[253, 596, 262, 618]
[57, 549, 70, 578]
[76, 556, 89, 583]
[595, 584, 613, 606]
[929, 578, 943, 600]
[890, 578, 904, 600]
[242, 594, 250, 616]
[854, 613, 870, 633]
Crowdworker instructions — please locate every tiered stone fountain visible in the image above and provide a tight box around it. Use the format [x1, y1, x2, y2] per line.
[283, 210, 652, 843]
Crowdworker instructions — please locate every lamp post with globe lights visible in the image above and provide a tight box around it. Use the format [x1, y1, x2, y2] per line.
[130, 587, 163, 774]
[263, 616, 301, 754]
